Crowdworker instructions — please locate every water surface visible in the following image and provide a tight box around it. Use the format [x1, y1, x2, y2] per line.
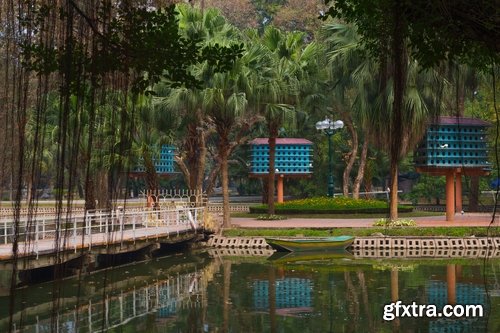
[2, 249, 500, 332]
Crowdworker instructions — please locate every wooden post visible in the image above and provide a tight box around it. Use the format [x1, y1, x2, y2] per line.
[446, 171, 455, 221]
[277, 175, 284, 203]
[455, 171, 462, 213]
[447, 264, 456, 305]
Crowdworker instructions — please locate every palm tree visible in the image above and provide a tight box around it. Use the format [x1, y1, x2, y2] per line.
[323, 23, 443, 217]
[162, 5, 257, 226]
[132, 93, 176, 193]
[247, 27, 317, 214]
[204, 74, 248, 227]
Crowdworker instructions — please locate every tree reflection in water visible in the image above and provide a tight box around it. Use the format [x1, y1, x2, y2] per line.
[2, 250, 499, 332]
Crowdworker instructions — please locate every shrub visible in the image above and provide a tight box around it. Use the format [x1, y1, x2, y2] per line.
[256, 214, 287, 220]
[373, 218, 416, 227]
[249, 196, 412, 214]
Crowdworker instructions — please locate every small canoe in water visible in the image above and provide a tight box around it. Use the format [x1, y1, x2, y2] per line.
[265, 236, 354, 252]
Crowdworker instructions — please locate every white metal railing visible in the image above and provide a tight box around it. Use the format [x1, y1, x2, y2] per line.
[333, 190, 402, 199]
[12, 270, 204, 333]
[0, 207, 205, 258]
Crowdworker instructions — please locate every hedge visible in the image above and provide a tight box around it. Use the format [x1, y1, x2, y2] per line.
[249, 197, 413, 214]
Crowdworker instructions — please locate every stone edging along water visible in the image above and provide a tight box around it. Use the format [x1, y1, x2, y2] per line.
[207, 236, 500, 259]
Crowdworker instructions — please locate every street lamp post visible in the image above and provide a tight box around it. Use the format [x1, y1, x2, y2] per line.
[315, 118, 344, 197]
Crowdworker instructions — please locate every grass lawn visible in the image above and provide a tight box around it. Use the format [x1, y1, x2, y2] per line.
[230, 211, 441, 219]
[223, 227, 500, 238]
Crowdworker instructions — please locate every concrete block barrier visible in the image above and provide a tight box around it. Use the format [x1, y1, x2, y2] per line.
[392, 238, 407, 249]
[406, 248, 422, 257]
[435, 239, 450, 249]
[464, 238, 480, 248]
[449, 238, 465, 249]
[421, 239, 436, 249]
[362, 238, 378, 249]
[351, 238, 363, 250]
[421, 249, 436, 257]
[406, 239, 421, 249]
[464, 249, 480, 258]
[207, 236, 500, 255]
[391, 249, 407, 258]
[449, 249, 465, 258]
[435, 249, 451, 257]
[375, 238, 391, 249]
[478, 238, 494, 248]
[494, 238, 500, 248]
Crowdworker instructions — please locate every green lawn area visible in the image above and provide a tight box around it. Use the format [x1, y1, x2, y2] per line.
[223, 227, 500, 238]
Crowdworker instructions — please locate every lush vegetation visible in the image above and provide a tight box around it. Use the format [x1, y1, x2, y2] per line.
[1, 1, 498, 227]
[249, 196, 412, 214]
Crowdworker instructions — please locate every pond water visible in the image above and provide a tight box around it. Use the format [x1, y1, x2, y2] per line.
[1, 249, 500, 332]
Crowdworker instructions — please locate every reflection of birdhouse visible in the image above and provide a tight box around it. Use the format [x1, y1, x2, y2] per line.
[414, 117, 490, 168]
[133, 144, 176, 176]
[249, 138, 313, 175]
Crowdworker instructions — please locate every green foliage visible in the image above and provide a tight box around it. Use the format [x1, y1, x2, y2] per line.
[21, 4, 244, 93]
[256, 214, 287, 220]
[249, 196, 413, 214]
[373, 218, 416, 227]
[407, 175, 445, 205]
[323, 1, 499, 69]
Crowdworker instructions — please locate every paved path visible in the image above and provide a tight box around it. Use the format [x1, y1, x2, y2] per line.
[231, 213, 500, 228]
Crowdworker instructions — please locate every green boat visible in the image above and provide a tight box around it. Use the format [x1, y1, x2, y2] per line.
[265, 236, 354, 252]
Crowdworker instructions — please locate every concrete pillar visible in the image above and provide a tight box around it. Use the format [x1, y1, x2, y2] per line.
[446, 171, 455, 221]
[447, 264, 456, 305]
[455, 171, 462, 213]
[277, 176, 284, 203]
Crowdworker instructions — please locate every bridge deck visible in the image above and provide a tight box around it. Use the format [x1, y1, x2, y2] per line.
[0, 225, 198, 260]
[0, 207, 205, 260]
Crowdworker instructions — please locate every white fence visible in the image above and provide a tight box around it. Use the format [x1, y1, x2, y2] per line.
[0, 207, 205, 258]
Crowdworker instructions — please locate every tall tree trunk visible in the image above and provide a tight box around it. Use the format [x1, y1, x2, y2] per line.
[143, 150, 159, 193]
[342, 114, 358, 196]
[389, 3, 406, 221]
[363, 160, 373, 195]
[84, 176, 96, 210]
[262, 179, 268, 204]
[96, 170, 110, 209]
[353, 137, 369, 199]
[183, 118, 207, 192]
[219, 133, 231, 228]
[389, 161, 399, 220]
[221, 152, 231, 228]
[469, 176, 480, 211]
[196, 128, 207, 193]
[267, 125, 278, 215]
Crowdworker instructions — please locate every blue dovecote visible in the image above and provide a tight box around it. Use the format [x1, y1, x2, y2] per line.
[134, 144, 176, 175]
[414, 117, 490, 169]
[249, 138, 313, 175]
